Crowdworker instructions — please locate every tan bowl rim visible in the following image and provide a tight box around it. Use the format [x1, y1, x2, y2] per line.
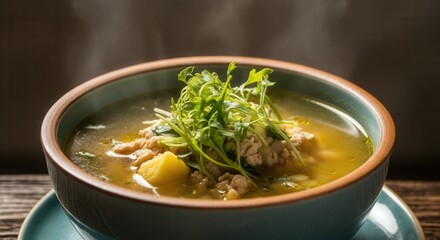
[41, 56, 395, 209]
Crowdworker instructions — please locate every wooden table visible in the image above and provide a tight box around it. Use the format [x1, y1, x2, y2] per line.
[1, 175, 439, 239]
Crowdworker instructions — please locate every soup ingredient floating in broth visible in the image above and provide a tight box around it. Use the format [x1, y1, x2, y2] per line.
[112, 62, 318, 199]
[137, 151, 190, 186]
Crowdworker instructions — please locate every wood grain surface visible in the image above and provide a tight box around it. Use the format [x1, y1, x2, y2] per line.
[1, 175, 439, 239]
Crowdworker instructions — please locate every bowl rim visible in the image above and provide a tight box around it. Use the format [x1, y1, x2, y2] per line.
[41, 56, 395, 209]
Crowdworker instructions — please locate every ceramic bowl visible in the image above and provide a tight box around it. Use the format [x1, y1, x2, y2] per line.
[41, 56, 395, 240]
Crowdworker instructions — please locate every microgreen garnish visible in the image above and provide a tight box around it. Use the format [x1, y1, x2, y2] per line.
[154, 62, 303, 185]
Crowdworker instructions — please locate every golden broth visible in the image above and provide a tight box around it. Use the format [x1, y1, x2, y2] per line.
[65, 89, 373, 199]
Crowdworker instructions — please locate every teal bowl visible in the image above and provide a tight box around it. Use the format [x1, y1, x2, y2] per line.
[41, 56, 395, 239]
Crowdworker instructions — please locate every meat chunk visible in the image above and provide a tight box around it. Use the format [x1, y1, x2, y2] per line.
[113, 138, 146, 154]
[113, 125, 173, 166]
[264, 127, 316, 166]
[230, 174, 251, 196]
[139, 126, 154, 139]
[229, 126, 316, 168]
[287, 127, 316, 152]
[132, 149, 155, 167]
[205, 160, 223, 179]
[189, 171, 211, 192]
[264, 138, 287, 167]
[216, 172, 251, 199]
[142, 136, 165, 154]
[240, 133, 263, 167]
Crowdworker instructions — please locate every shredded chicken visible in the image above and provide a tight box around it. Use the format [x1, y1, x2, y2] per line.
[132, 149, 154, 167]
[113, 138, 145, 154]
[112, 125, 175, 163]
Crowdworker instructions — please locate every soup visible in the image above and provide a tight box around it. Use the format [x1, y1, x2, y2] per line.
[65, 64, 373, 200]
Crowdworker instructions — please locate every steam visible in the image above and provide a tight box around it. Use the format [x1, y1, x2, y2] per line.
[67, 1, 166, 86]
[268, 1, 352, 76]
[67, 1, 352, 85]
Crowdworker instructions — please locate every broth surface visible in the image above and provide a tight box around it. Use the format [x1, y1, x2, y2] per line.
[65, 89, 373, 199]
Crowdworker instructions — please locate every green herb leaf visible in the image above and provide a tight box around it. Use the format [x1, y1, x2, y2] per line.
[178, 67, 194, 83]
[153, 124, 178, 137]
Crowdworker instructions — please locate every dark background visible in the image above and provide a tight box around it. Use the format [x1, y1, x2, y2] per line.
[1, 0, 439, 179]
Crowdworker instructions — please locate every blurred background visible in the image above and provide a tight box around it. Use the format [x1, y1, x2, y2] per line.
[1, 0, 439, 179]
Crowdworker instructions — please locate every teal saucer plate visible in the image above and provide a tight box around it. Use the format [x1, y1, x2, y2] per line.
[19, 186, 424, 240]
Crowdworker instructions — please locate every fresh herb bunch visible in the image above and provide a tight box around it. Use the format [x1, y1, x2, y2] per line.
[154, 62, 302, 184]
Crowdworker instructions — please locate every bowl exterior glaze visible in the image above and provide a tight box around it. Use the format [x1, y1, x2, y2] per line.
[46, 158, 388, 240]
[42, 56, 394, 240]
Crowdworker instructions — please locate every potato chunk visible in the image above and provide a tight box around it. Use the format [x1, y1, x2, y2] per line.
[137, 151, 189, 186]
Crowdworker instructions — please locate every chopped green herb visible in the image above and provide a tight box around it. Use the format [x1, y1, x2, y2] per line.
[111, 139, 122, 146]
[274, 176, 292, 183]
[153, 124, 179, 137]
[76, 151, 96, 158]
